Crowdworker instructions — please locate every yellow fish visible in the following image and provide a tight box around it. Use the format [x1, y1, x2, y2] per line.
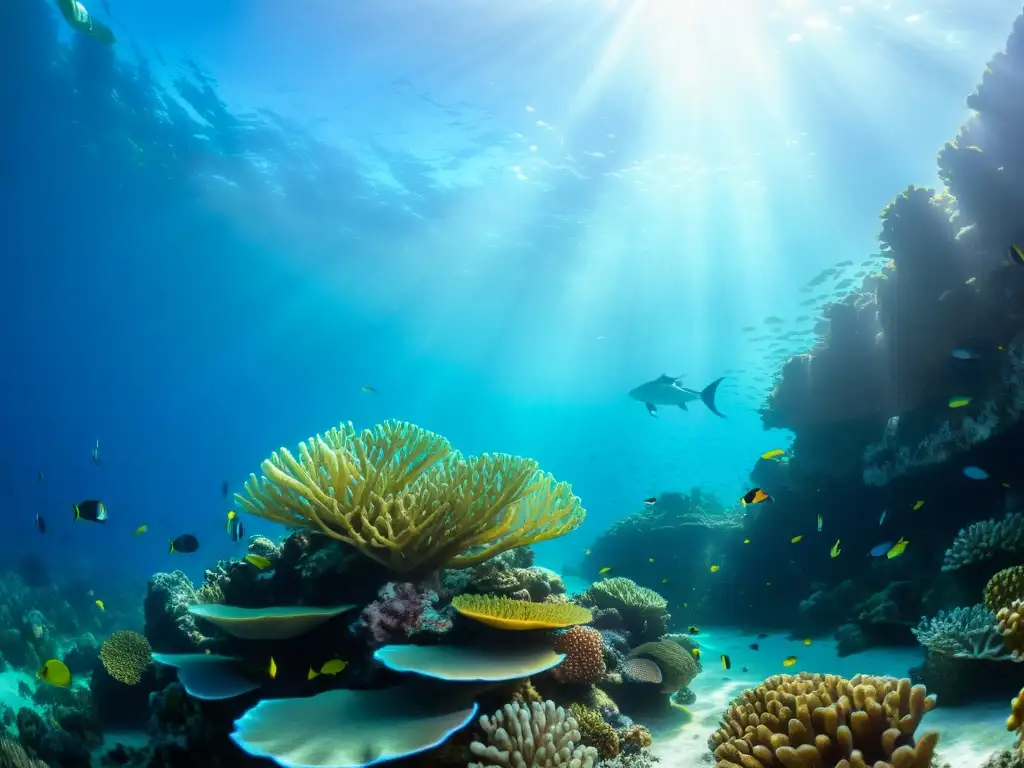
[830, 539, 841, 558]
[683, 602, 688, 608]
[816, 515, 823, 532]
[95, 600, 105, 612]
[227, 510, 237, 521]
[38, 659, 71, 687]
[948, 396, 972, 409]
[743, 538, 751, 544]
[790, 535, 803, 544]
[782, 656, 798, 668]
[913, 500, 925, 511]
[134, 525, 148, 535]
[760, 449, 786, 460]
[598, 567, 612, 575]
[886, 538, 909, 559]
[802, 638, 812, 646]
[691, 648, 701, 661]
[245, 554, 272, 569]
[268, 657, 277, 680]
[710, 564, 720, 573]
[661, 578, 669, 583]
[1003, 482, 1012, 488]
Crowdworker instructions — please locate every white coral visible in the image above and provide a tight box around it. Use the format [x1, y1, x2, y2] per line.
[942, 510, 1024, 571]
[468, 700, 597, 768]
[911, 605, 1013, 660]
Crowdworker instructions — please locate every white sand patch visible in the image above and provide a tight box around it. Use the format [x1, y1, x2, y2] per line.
[649, 626, 1012, 768]
[0, 668, 42, 715]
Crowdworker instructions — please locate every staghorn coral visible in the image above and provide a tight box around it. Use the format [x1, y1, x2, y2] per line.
[553, 626, 606, 684]
[996, 599, 1024, 660]
[986, 567, 1024, 613]
[350, 582, 452, 647]
[911, 605, 1012, 660]
[628, 640, 699, 694]
[568, 703, 620, 759]
[236, 420, 586, 573]
[943, 511, 1024, 572]
[582, 578, 669, 642]
[469, 699, 599, 768]
[452, 594, 592, 630]
[98, 631, 152, 685]
[708, 673, 938, 768]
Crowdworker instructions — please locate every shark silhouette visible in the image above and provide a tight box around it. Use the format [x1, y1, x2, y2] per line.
[628, 375, 726, 418]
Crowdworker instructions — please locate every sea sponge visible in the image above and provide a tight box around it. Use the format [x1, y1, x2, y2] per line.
[986, 567, 1024, 612]
[98, 630, 152, 685]
[584, 579, 669, 640]
[569, 703, 621, 759]
[553, 626, 606, 684]
[468, 699, 598, 768]
[708, 673, 938, 768]
[996, 599, 1024, 659]
[1007, 686, 1024, 746]
[452, 594, 592, 630]
[621, 725, 653, 751]
[627, 640, 698, 693]
[236, 420, 586, 573]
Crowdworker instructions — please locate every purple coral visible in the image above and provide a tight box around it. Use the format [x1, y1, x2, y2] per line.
[351, 582, 452, 646]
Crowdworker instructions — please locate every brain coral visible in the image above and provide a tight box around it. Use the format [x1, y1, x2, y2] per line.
[985, 566, 1024, 612]
[99, 630, 152, 685]
[708, 673, 937, 768]
[553, 626, 606, 684]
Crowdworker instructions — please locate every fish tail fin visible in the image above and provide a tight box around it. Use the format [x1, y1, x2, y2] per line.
[72, 505, 79, 521]
[168, 539, 175, 554]
[700, 377, 726, 418]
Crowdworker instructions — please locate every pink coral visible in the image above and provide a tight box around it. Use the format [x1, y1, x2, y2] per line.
[351, 582, 453, 646]
[552, 625, 606, 683]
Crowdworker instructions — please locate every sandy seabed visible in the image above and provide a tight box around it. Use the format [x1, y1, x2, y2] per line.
[649, 627, 1014, 768]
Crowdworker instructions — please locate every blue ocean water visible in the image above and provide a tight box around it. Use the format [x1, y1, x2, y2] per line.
[4, 1, 1024, 766]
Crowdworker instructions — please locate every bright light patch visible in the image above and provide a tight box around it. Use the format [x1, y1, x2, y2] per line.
[905, 13, 922, 23]
[787, 32, 803, 42]
[804, 16, 829, 30]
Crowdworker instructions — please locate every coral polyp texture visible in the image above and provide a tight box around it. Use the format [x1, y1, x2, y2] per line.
[996, 599, 1024, 660]
[911, 605, 1011, 660]
[468, 699, 599, 768]
[451, 594, 592, 630]
[708, 673, 938, 768]
[986, 567, 1024, 612]
[627, 639, 698, 693]
[942, 511, 1024, 572]
[98, 630, 152, 685]
[236, 420, 586, 573]
[552, 626, 606, 684]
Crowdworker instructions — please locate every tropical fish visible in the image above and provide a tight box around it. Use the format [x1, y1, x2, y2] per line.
[948, 396, 972, 408]
[38, 659, 71, 687]
[35, 514, 46, 534]
[963, 465, 989, 480]
[268, 657, 277, 680]
[749, 643, 760, 651]
[879, 510, 887, 525]
[95, 600, 105, 612]
[227, 511, 245, 543]
[869, 541, 893, 557]
[688, 626, 700, 635]
[73, 500, 107, 523]
[760, 449, 786, 460]
[584, 549, 591, 557]
[887, 538, 910, 559]
[648, 557, 655, 563]
[757, 633, 768, 639]
[802, 638, 812, 646]
[790, 535, 803, 544]
[169, 534, 200, 554]
[740, 488, 772, 505]
[1009, 243, 1024, 266]
[720, 654, 731, 670]
[361, 385, 379, 394]
[782, 656, 798, 668]
[599, 567, 613, 575]
[743, 538, 751, 544]
[913, 500, 925, 511]
[221, 480, 229, 498]
[308, 658, 348, 679]
[951, 348, 981, 360]
[627, 374, 726, 418]
[661, 578, 669, 583]
[245, 554, 271, 569]
[830, 539, 841, 558]
[134, 525, 148, 535]
[710, 564, 721, 573]
[91, 439, 101, 464]
[816, 514, 823, 532]
[643, 497, 656, 506]
[691, 649, 701, 661]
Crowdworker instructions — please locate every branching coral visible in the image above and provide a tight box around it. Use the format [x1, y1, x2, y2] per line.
[568, 704, 620, 759]
[553, 626, 606, 684]
[582, 579, 669, 642]
[468, 700, 599, 768]
[236, 420, 586, 573]
[942, 511, 1024, 571]
[911, 605, 1012, 660]
[98, 630, 152, 685]
[708, 673, 938, 768]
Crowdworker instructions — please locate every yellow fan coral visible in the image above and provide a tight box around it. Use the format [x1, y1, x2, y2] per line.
[451, 594, 592, 630]
[236, 421, 586, 573]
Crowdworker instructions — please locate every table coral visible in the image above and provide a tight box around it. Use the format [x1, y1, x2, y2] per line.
[708, 673, 938, 768]
[236, 420, 586, 573]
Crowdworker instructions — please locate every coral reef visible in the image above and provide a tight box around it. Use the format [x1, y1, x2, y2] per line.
[627, 640, 698, 694]
[944, 511, 1024, 572]
[911, 605, 1011, 660]
[469, 700, 599, 768]
[452, 594, 592, 630]
[708, 673, 937, 768]
[350, 581, 453, 646]
[236, 420, 586, 572]
[553, 627, 606, 684]
[98, 630, 152, 685]
[579, 578, 668, 643]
